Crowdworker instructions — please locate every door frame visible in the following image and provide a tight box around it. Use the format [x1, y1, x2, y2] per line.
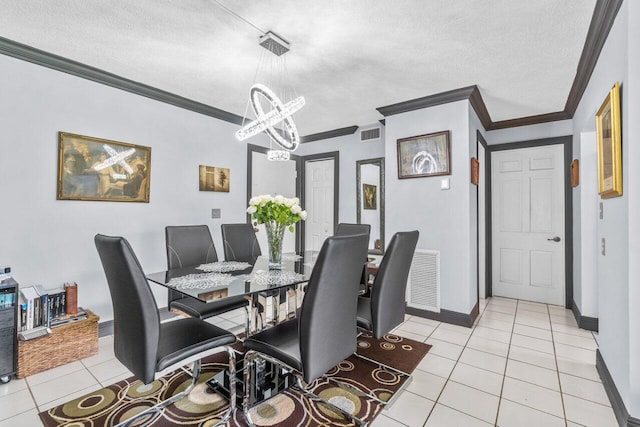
[485, 135, 573, 308]
[246, 143, 303, 252]
[300, 151, 340, 253]
[477, 131, 489, 300]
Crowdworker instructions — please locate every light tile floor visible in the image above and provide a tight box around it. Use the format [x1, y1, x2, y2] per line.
[0, 298, 618, 427]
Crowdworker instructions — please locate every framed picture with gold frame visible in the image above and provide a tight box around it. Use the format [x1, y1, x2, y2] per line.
[595, 82, 622, 198]
[57, 132, 151, 202]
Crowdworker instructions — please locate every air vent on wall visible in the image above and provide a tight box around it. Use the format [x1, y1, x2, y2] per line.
[360, 126, 382, 142]
[406, 249, 440, 312]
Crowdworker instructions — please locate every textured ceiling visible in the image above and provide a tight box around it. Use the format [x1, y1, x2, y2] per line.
[0, 0, 596, 136]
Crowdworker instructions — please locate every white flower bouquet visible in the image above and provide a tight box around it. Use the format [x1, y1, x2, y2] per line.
[246, 194, 307, 268]
[247, 194, 307, 232]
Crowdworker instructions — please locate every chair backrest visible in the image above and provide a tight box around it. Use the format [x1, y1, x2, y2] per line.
[370, 231, 419, 338]
[166, 225, 219, 305]
[94, 234, 159, 383]
[335, 223, 371, 284]
[166, 225, 218, 270]
[335, 223, 371, 239]
[299, 233, 368, 383]
[221, 223, 261, 263]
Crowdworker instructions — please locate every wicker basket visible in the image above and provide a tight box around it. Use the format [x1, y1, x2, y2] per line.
[16, 310, 99, 378]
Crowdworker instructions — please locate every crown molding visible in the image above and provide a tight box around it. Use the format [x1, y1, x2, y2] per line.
[300, 126, 358, 143]
[376, 0, 622, 131]
[0, 0, 623, 134]
[376, 85, 478, 117]
[488, 111, 572, 130]
[564, 0, 624, 115]
[0, 36, 244, 125]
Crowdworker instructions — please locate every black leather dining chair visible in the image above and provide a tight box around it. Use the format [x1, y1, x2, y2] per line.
[242, 233, 369, 426]
[166, 225, 251, 336]
[354, 230, 419, 404]
[335, 222, 371, 238]
[356, 230, 419, 338]
[95, 234, 237, 427]
[221, 223, 262, 264]
[335, 222, 371, 294]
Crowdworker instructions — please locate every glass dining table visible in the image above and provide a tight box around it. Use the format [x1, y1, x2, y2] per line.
[146, 252, 317, 333]
[146, 252, 318, 406]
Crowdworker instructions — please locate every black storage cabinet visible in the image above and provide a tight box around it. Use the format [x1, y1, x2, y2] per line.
[0, 277, 18, 383]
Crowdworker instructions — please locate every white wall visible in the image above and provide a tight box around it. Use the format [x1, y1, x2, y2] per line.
[572, 0, 631, 412]
[0, 55, 253, 322]
[574, 131, 599, 318]
[385, 100, 475, 314]
[626, 0, 640, 417]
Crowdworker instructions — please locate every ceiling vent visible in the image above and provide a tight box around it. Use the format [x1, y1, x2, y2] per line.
[360, 126, 383, 142]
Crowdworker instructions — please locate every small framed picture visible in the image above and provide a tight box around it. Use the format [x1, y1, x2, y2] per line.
[397, 130, 451, 179]
[362, 184, 377, 210]
[571, 159, 580, 188]
[57, 132, 151, 202]
[471, 157, 480, 185]
[199, 165, 230, 192]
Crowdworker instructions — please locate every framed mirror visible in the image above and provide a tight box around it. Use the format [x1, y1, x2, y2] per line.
[357, 158, 385, 254]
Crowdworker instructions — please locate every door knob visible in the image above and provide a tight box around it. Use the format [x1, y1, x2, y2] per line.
[547, 236, 561, 242]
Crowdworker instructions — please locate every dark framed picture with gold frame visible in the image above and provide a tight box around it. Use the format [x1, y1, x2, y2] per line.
[595, 82, 622, 198]
[57, 132, 151, 202]
[362, 184, 377, 210]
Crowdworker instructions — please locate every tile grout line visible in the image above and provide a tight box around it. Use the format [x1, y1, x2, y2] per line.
[549, 305, 570, 427]
[420, 298, 490, 426]
[487, 302, 572, 425]
[493, 299, 519, 426]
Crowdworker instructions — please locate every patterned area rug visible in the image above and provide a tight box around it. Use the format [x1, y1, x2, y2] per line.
[39, 332, 430, 426]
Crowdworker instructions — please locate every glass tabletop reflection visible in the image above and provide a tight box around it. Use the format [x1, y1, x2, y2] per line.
[146, 252, 318, 303]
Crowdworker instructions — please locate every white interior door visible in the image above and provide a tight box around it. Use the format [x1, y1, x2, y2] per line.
[251, 151, 297, 253]
[305, 159, 334, 252]
[491, 145, 565, 305]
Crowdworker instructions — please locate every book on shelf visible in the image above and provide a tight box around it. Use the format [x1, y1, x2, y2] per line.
[34, 284, 50, 328]
[47, 287, 66, 320]
[18, 325, 51, 341]
[64, 282, 78, 315]
[49, 307, 88, 328]
[19, 286, 40, 330]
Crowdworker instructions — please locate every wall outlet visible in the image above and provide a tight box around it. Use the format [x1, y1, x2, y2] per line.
[601, 237, 606, 256]
[211, 208, 221, 219]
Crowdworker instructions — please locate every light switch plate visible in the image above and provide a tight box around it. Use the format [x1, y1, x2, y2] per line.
[600, 202, 603, 219]
[211, 208, 221, 219]
[440, 178, 450, 190]
[601, 238, 606, 256]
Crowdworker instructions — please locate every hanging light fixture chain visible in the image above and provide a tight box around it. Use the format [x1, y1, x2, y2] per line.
[209, 0, 265, 35]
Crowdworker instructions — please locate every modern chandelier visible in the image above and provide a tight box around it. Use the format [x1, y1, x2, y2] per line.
[235, 31, 305, 161]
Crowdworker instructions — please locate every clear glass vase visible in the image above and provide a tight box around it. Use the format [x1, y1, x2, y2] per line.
[265, 221, 286, 269]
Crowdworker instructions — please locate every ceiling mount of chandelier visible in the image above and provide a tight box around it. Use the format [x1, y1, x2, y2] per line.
[235, 31, 305, 160]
